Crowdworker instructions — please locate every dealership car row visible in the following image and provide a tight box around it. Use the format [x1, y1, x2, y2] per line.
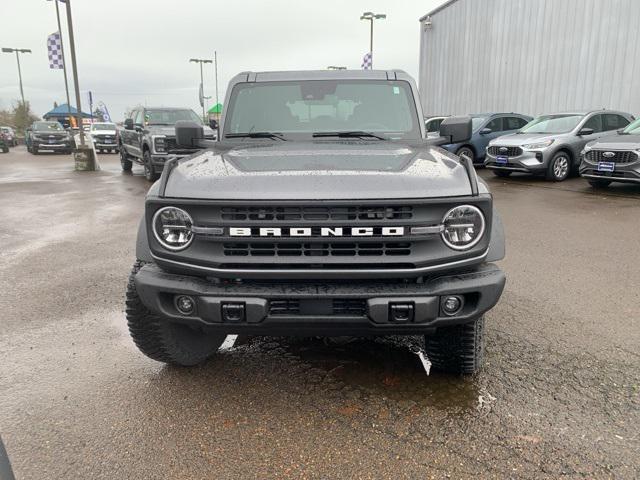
[428, 109, 640, 187]
[2, 105, 640, 189]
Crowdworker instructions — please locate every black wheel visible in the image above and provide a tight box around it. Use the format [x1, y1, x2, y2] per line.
[143, 150, 160, 182]
[546, 152, 571, 181]
[32, 146, 38, 155]
[492, 170, 512, 178]
[424, 317, 485, 375]
[588, 179, 612, 188]
[120, 146, 132, 172]
[126, 261, 226, 366]
[1, 147, 8, 153]
[456, 146, 475, 164]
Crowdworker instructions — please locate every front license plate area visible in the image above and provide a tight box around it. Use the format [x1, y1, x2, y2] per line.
[496, 155, 508, 165]
[597, 161, 615, 172]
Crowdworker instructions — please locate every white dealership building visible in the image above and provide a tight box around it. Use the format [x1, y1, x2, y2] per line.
[418, 0, 640, 117]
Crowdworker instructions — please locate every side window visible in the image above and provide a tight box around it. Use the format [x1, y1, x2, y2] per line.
[603, 114, 630, 131]
[426, 118, 443, 133]
[504, 116, 527, 130]
[582, 114, 603, 133]
[485, 117, 503, 132]
[134, 110, 144, 125]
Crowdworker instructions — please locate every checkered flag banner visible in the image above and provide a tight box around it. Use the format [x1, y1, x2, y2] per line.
[47, 31, 64, 69]
[361, 52, 372, 70]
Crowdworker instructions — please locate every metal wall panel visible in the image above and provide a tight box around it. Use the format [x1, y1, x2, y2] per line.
[418, 0, 640, 117]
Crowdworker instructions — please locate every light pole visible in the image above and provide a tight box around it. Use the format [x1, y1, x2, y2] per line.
[1, 47, 31, 106]
[359, 11, 386, 68]
[190, 58, 212, 122]
[214, 51, 219, 120]
[52, 0, 73, 129]
[327, 66, 347, 70]
[64, 0, 97, 171]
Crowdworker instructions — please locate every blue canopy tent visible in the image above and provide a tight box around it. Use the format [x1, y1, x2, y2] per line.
[42, 104, 92, 129]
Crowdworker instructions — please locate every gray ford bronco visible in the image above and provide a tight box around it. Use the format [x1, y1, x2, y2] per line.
[126, 70, 506, 374]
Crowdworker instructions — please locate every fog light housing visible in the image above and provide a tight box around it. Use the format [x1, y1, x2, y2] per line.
[175, 295, 195, 315]
[441, 295, 463, 316]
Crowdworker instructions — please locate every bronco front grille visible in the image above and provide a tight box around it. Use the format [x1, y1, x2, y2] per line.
[221, 205, 413, 221]
[487, 146, 523, 157]
[223, 242, 412, 257]
[585, 150, 638, 164]
[269, 298, 367, 316]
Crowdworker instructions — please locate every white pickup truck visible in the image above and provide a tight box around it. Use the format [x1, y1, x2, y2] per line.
[88, 122, 119, 153]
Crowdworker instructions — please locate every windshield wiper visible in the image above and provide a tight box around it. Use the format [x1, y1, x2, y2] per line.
[312, 131, 388, 140]
[225, 132, 286, 141]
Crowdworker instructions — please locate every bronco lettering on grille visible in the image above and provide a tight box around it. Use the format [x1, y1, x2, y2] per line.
[229, 227, 405, 237]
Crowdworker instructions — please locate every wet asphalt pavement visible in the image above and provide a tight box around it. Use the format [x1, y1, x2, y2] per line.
[1, 147, 639, 479]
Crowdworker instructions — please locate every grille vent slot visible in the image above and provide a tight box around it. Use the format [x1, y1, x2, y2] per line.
[223, 242, 411, 257]
[221, 205, 413, 222]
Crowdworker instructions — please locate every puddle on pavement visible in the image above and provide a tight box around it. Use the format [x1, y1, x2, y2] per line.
[251, 336, 480, 412]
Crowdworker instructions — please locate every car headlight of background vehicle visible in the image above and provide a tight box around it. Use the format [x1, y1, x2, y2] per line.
[152, 207, 194, 251]
[523, 139, 554, 149]
[153, 136, 167, 153]
[441, 205, 486, 250]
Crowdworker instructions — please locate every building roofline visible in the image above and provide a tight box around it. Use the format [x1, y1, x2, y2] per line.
[419, 0, 460, 21]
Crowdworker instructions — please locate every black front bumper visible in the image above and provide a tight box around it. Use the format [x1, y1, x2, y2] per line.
[134, 263, 506, 335]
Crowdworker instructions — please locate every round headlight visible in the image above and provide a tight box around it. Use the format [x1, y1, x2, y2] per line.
[441, 205, 486, 250]
[152, 207, 194, 251]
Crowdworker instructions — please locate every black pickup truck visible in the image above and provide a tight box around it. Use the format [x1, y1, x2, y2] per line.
[126, 70, 506, 375]
[119, 107, 215, 181]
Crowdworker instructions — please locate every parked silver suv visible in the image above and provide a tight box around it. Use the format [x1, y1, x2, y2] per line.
[484, 110, 634, 181]
[580, 117, 640, 188]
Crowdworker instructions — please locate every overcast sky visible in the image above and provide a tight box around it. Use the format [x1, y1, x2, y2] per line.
[0, 0, 442, 121]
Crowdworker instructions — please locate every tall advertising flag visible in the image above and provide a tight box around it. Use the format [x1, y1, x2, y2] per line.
[47, 32, 64, 69]
[361, 52, 372, 70]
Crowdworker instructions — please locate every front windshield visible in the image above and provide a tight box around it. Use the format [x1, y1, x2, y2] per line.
[91, 123, 116, 131]
[471, 116, 488, 131]
[519, 114, 583, 134]
[622, 118, 640, 135]
[144, 109, 202, 125]
[34, 121, 63, 131]
[223, 80, 421, 140]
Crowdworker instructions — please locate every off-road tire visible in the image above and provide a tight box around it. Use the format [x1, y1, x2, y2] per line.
[126, 260, 226, 366]
[143, 150, 160, 182]
[546, 151, 571, 181]
[120, 146, 132, 172]
[492, 170, 512, 178]
[424, 316, 485, 375]
[588, 179, 612, 188]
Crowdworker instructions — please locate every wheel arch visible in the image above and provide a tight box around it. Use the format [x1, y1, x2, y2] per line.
[486, 209, 505, 262]
[135, 215, 154, 263]
[456, 144, 477, 156]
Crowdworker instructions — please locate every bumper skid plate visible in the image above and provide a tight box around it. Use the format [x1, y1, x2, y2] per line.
[134, 263, 506, 335]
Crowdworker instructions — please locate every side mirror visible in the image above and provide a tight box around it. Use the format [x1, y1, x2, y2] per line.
[439, 116, 472, 144]
[479, 127, 492, 135]
[124, 118, 133, 130]
[209, 119, 218, 130]
[578, 127, 594, 136]
[176, 120, 204, 148]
